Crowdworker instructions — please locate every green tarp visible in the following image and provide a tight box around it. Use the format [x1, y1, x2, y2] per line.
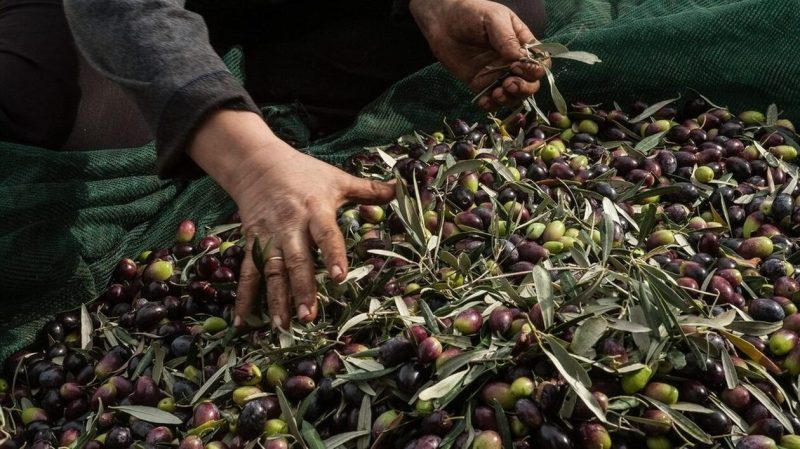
[3, 0, 800, 361]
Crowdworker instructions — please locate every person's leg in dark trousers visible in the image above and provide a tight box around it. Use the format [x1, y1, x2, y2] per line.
[0, 0, 152, 149]
[0, 0, 80, 148]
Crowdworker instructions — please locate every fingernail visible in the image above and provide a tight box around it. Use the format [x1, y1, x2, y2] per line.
[233, 315, 243, 328]
[331, 265, 343, 282]
[272, 315, 283, 329]
[298, 304, 310, 321]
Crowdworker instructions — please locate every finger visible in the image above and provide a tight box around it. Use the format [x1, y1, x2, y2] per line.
[309, 212, 348, 283]
[234, 240, 261, 329]
[510, 61, 546, 82]
[282, 233, 319, 324]
[502, 77, 540, 98]
[486, 12, 527, 62]
[492, 86, 509, 105]
[264, 251, 291, 329]
[345, 177, 396, 205]
[511, 14, 535, 46]
[479, 95, 498, 111]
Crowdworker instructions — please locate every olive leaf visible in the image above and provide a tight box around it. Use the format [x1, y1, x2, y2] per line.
[80, 303, 93, 351]
[644, 399, 712, 444]
[629, 96, 680, 123]
[543, 65, 567, 115]
[419, 369, 469, 401]
[550, 51, 601, 65]
[301, 421, 325, 449]
[726, 320, 783, 336]
[323, 431, 370, 449]
[720, 350, 739, 390]
[191, 364, 228, 405]
[532, 265, 554, 329]
[767, 103, 779, 126]
[634, 131, 667, 153]
[492, 400, 513, 449]
[540, 337, 607, 424]
[356, 395, 372, 449]
[276, 386, 308, 449]
[109, 406, 182, 425]
[570, 316, 608, 357]
[743, 383, 794, 431]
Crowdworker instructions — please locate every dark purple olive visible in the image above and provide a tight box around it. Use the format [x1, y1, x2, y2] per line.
[106, 376, 132, 399]
[195, 255, 221, 279]
[744, 403, 772, 425]
[452, 141, 476, 159]
[454, 212, 484, 231]
[170, 335, 194, 358]
[114, 258, 138, 281]
[697, 410, 732, 436]
[749, 298, 785, 322]
[515, 399, 543, 431]
[734, 435, 777, 449]
[237, 397, 280, 440]
[473, 405, 498, 431]
[145, 426, 173, 445]
[64, 398, 89, 419]
[379, 336, 415, 367]
[535, 423, 573, 449]
[448, 186, 474, 211]
[418, 337, 443, 363]
[192, 402, 220, 426]
[172, 380, 196, 403]
[420, 410, 453, 436]
[63, 352, 87, 376]
[178, 436, 205, 449]
[680, 381, 708, 404]
[105, 284, 129, 304]
[284, 375, 316, 400]
[397, 364, 426, 393]
[749, 418, 784, 441]
[129, 419, 154, 441]
[94, 346, 131, 380]
[38, 366, 64, 389]
[549, 162, 575, 179]
[488, 307, 513, 334]
[639, 409, 671, 436]
[292, 358, 320, 380]
[341, 382, 365, 408]
[135, 302, 167, 331]
[454, 308, 483, 335]
[105, 426, 132, 449]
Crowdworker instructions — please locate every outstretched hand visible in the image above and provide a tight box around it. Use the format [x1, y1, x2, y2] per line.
[188, 110, 395, 329]
[410, 0, 548, 110]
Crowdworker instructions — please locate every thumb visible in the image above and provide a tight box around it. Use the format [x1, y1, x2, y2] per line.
[344, 177, 396, 205]
[486, 13, 527, 62]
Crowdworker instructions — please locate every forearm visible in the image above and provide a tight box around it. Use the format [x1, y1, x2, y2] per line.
[63, 0, 261, 178]
[187, 110, 294, 203]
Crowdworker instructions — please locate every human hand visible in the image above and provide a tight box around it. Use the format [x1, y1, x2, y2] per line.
[188, 110, 395, 329]
[410, 0, 548, 110]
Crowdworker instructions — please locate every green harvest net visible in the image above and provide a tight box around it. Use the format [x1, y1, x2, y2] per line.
[2, 0, 800, 361]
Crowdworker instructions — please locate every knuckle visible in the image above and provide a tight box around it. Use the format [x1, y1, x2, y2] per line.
[285, 252, 309, 271]
[238, 270, 260, 285]
[316, 226, 341, 244]
[264, 263, 284, 279]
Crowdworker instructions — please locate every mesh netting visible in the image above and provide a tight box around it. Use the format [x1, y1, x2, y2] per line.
[3, 0, 800, 361]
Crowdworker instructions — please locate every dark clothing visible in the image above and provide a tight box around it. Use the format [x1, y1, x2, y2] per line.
[0, 0, 80, 149]
[0, 0, 544, 178]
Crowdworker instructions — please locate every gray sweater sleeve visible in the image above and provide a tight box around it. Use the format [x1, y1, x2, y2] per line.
[63, 0, 261, 179]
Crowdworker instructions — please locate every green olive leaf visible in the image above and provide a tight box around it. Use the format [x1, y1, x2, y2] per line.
[109, 406, 182, 425]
